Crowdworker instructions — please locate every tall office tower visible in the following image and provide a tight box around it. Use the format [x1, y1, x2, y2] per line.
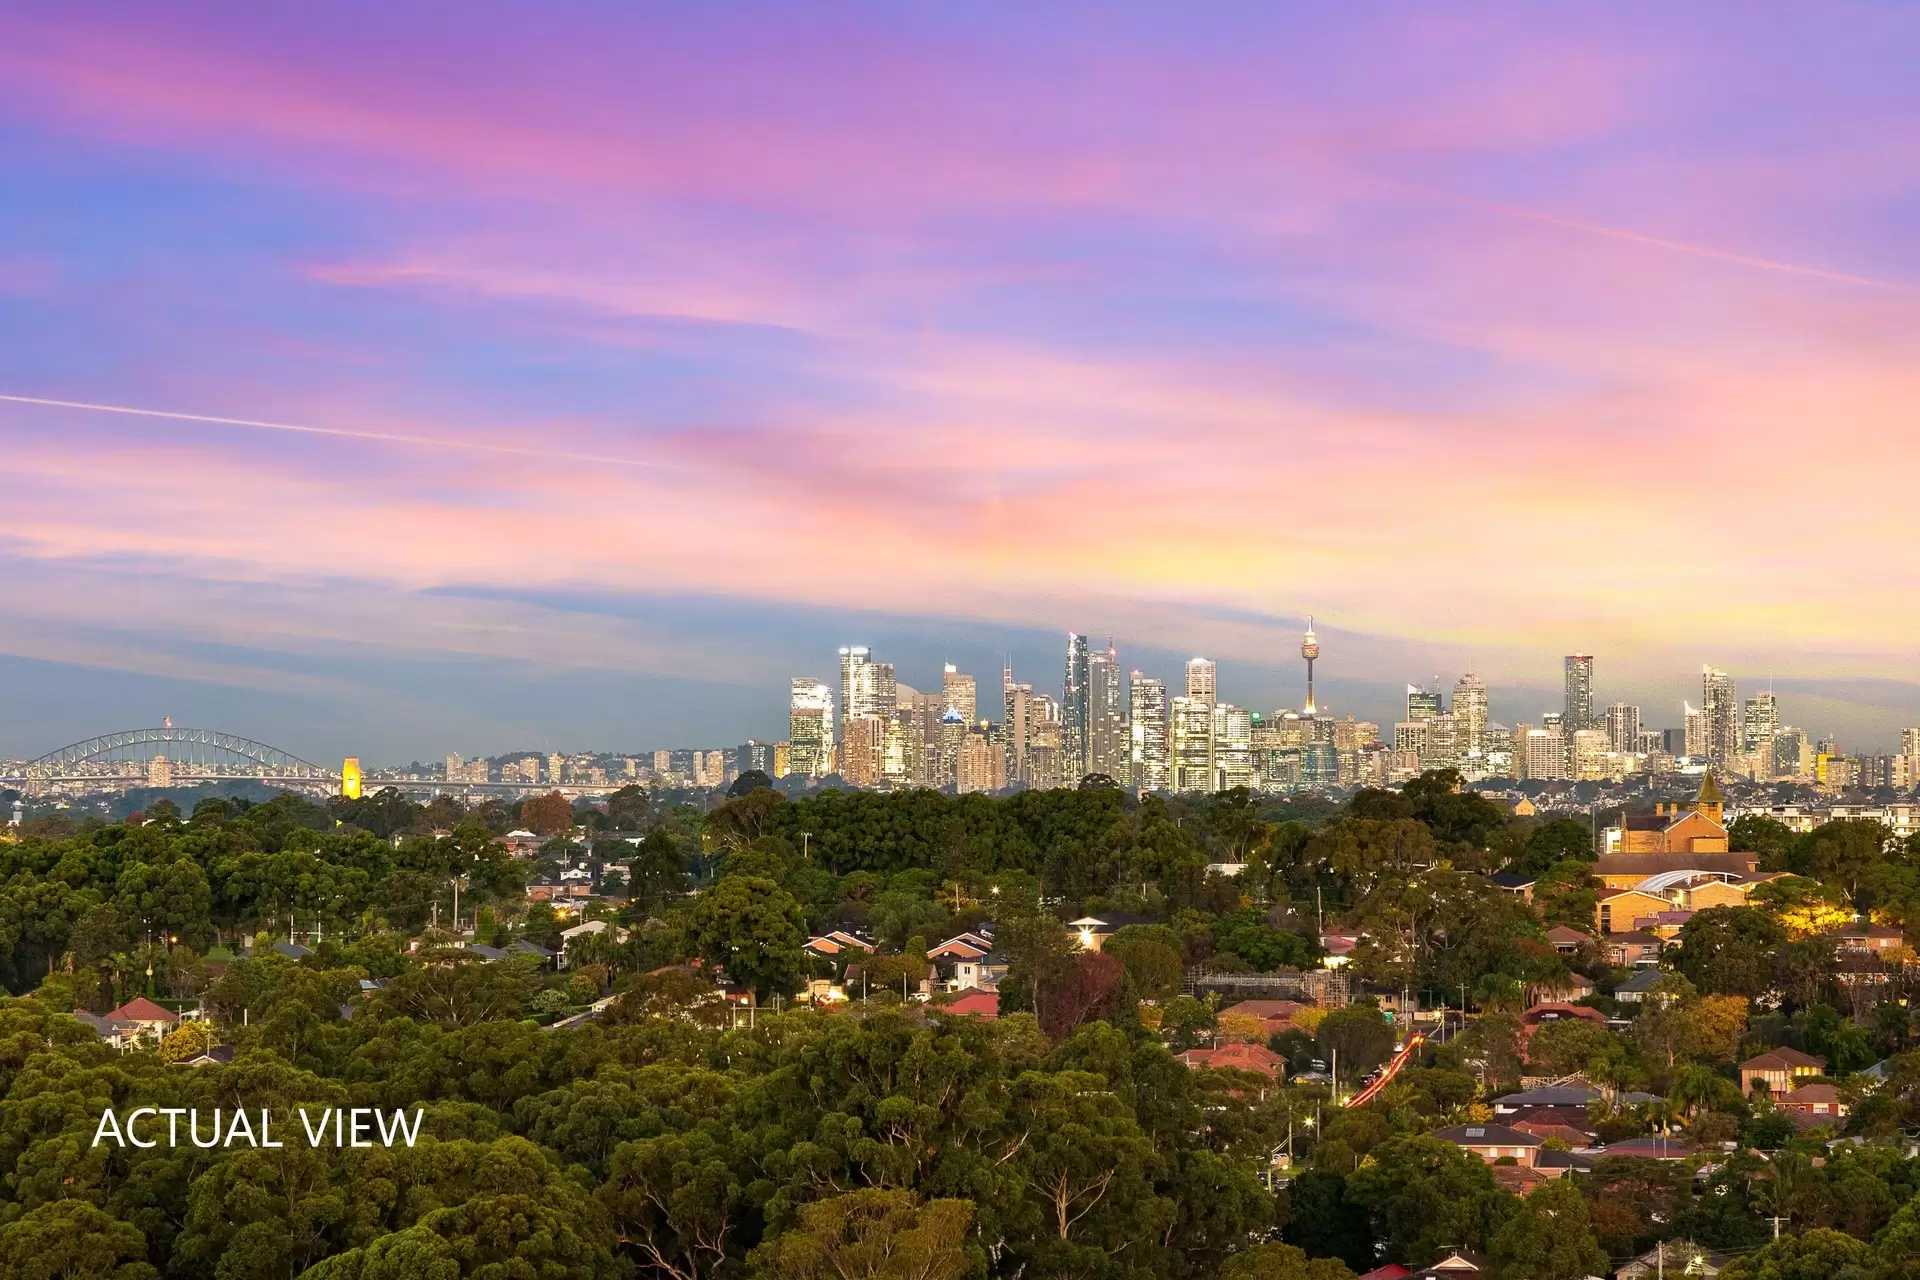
[738, 740, 775, 775]
[548, 752, 565, 785]
[839, 647, 868, 741]
[788, 678, 835, 778]
[1570, 728, 1611, 781]
[956, 731, 998, 794]
[1186, 657, 1217, 707]
[1452, 672, 1489, 757]
[1301, 618, 1320, 714]
[1063, 633, 1091, 779]
[1702, 667, 1738, 766]
[1087, 642, 1127, 780]
[1407, 685, 1443, 722]
[445, 752, 463, 781]
[1025, 695, 1064, 789]
[1170, 695, 1216, 792]
[705, 749, 729, 787]
[1420, 714, 1459, 769]
[772, 743, 791, 778]
[1213, 703, 1256, 790]
[934, 708, 968, 789]
[1743, 691, 1780, 753]
[1393, 720, 1430, 756]
[838, 647, 896, 737]
[1681, 703, 1705, 758]
[1903, 728, 1920, 789]
[1128, 672, 1170, 792]
[1564, 655, 1595, 730]
[1605, 702, 1642, 754]
[942, 663, 977, 723]
[1002, 665, 1033, 787]
[1523, 726, 1568, 781]
[841, 716, 885, 787]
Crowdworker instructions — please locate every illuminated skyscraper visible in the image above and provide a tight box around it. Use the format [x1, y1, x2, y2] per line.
[1743, 691, 1779, 753]
[788, 678, 835, 778]
[1170, 695, 1215, 792]
[838, 647, 895, 740]
[1683, 702, 1706, 759]
[1063, 633, 1090, 779]
[1702, 666, 1738, 766]
[1128, 672, 1169, 792]
[942, 664, 977, 723]
[341, 758, 362, 800]
[1605, 701, 1641, 754]
[1452, 673, 1489, 758]
[1087, 641, 1126, 780]
[1564, 655, 1594, 730]
[1407, 685, 1443, 722]
[1214, 703, 1255, 790]
[1186, 657, 1216, 707]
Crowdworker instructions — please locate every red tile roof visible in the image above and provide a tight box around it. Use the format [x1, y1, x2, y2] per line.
[1180, 1043, 1287, 1078]
[104, 997, 178, 1024]
[939, 990, 999, 1019]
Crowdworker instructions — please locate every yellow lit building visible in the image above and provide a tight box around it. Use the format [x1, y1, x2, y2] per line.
[341, 758, 363, 800]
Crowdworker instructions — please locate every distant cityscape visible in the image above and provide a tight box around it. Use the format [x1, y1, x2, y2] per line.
[8, 626, 1920, 817]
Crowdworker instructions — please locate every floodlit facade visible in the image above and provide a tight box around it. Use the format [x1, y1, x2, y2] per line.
[1129, 673, 1169, 792]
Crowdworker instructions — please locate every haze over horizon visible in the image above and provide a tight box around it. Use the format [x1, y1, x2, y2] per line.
[4, 4, 1918, 759]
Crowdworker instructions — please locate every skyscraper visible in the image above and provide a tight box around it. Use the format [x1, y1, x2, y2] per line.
[838, 647, 896, 740]
[1683, 702, 1707, 759]
[1407, 685, 1443, 722]
[1743, 691, 1779, 753]
[1213, 703, 1255, 790]
[1186, 657, 1217, 707]
[942, 663, 977, 722]
[1170, 695, 1215, 792]
[1702, 666, 1739, 766]
[1452, 672, 1489, 758]
[1301, 618, 1320, 714]
[1063, 633, 1091, 779]
[1604, 701, 1641, 755]
[1564, 655, 1594, 730]
[1003, 662, 1031, 786]
[789, 678, 835, 778]
[1087, 642, 1127, 780]
[1128, 672, 1169, 792]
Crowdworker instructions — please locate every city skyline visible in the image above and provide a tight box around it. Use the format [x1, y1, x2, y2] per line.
[4, 8, 1920, 757]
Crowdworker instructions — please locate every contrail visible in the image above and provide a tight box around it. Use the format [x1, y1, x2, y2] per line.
[0, 394, 686, 471]
[1387, 180, 1916, 294]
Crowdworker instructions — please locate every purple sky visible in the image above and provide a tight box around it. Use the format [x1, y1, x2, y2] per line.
[2, 4, 1918, 760]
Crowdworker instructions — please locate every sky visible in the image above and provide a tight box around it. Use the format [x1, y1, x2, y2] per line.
[2, 3, 1918, 762]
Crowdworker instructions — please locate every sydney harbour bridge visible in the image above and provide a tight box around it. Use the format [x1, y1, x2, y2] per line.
[1, 724, 622, 799]
[1, 722, 342, 796]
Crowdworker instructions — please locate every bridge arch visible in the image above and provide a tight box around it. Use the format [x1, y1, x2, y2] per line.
[29, 727, 335, 781]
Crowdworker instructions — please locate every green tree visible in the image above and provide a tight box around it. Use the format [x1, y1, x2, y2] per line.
[1219, 1241, 1355, 1280]
[749, 1190, 973, 1280]
[1317, 1004, 1396, 1080]
[681, 874, 806, 1001]
[0, 1199, 157, 1280]
[1487, 1177, 1607, 1280]
[1668, 907, 1787, 998]
[1345, 1134, 1511, 1265]
[1718, 1227, 1875, 1280]
[1104, 933, 1184, 1001]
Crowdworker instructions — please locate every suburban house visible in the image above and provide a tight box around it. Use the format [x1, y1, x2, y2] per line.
[1739, 1047, 1827, 1097]
[1487, 871, 1538, 902]
[803, 930, 875, 961]
[1429, 1123, 1543, 1166]
[1545, 925, 1594, 955]
[1616, 1241, 1726, 1279]
[936, 989, 999, 1019]
[1066, 913, 1156, 951]
[1601, 1136, 1696, 1160]
[1409, 1251, 1488, 1279]
[105, 997, 180, 1037]
[1594, 889, 1674, 935]
[1605, 931, 1665, 968]
[1780, 1081, 1846, 1123]
[1179, 1042, 1287, 1079]
[1834, 922, 1906, 958]
[1218, 999, 1311, 1036]
[1613, 968, 1666, 1004]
